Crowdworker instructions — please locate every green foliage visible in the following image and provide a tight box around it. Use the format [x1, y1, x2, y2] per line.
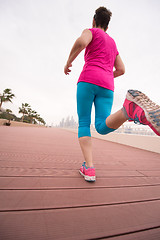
[0, 88, 15, 108]
[0, 111, 20, 121]
[19, 103, 46, 125]
[0, 88, 46, 125]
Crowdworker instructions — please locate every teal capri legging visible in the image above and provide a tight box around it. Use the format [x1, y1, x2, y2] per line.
[77, 82, 116, 138]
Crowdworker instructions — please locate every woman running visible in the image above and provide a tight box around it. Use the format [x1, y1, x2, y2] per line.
[64, 6, 160, 182]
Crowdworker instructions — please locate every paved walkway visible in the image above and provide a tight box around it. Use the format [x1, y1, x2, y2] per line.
[0, 127, 160, 240]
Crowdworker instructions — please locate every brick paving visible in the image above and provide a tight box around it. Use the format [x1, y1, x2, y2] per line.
[0, 126, 160, 240]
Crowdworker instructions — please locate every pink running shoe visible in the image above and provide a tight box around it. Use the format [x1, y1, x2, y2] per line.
[123, 90, 160, 136]
[79, 162, 96, 182]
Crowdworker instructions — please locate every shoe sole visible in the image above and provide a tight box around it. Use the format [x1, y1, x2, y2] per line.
[79, 170, 96, 182]
[126, 90, 160, 136]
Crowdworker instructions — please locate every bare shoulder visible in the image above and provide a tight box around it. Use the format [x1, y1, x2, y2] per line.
[79, 29, 93, 47]
[81, 29, 92, 38]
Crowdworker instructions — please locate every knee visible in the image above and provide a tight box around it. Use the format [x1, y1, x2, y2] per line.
[95, 122, 104, 134]
[95, 124, 106, 135]
[78, 118, 91, 138]
[78, 126, 91, 138]
[95, 121, 115, 135]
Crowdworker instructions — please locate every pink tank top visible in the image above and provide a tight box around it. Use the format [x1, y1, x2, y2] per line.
[78, 28, 119, 91]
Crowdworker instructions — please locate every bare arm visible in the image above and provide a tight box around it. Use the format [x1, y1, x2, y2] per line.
[64, 29, 92, 75]
[113, 55, 125, 78]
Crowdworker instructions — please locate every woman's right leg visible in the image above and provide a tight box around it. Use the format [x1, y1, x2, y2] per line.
[77, 82, 95, 168]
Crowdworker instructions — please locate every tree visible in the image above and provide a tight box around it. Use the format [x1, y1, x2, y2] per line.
[19, 103, 46, 125]
[37, 116, 46, 125]
[41, 118, 46, 126]
[6, 109, 12, 114]
[19, 103, 31, 122]
[27, 108, 37, 124]
[36, 115, 42, 125]
[5, 109, 12, 124]
[0, 89, 15, 109]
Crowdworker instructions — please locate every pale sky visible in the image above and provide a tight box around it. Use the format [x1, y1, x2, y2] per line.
[1, 0, 160, 126]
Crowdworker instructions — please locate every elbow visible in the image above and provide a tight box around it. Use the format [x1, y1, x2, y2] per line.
[119, 67, 125, 76]
[121, 68, 125, 75]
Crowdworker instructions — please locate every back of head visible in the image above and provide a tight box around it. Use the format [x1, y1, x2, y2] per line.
[94, 7, 112, 31]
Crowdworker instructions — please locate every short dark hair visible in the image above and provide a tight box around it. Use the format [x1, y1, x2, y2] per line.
[94, 7, 112, 31]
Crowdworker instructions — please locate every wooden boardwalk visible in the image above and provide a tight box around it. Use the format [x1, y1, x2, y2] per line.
[0, 127, 160, 240]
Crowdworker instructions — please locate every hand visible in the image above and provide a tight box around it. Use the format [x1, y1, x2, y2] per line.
[64, 63, 72, 75]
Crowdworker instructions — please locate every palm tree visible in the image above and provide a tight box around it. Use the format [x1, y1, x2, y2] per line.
[39, 117, 46, 125]
[37, 116, 46, 125]
[28, 108, 37, 124]
[36, 114, 41, 124]
[6, 109, 12, 114]
[0, 89, 15, 109]
[19, 103, 46, 125]
[19, 103, 31, 122]
[33, 112, 39, 124]
[5, 109, 12, 125]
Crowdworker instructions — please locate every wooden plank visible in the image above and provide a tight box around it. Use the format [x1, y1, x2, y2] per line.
[0, 201, 160, 240]
[105, 227, 160, 240]
[138, 171, 160, 177]
[0, 185, 160, 211]
[0, 127, 160, 240]
[0, 167, 143, 177]
[0, 176, 160, 190]
[1, 159, 160, 172]
[0, 161, 128, 169]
